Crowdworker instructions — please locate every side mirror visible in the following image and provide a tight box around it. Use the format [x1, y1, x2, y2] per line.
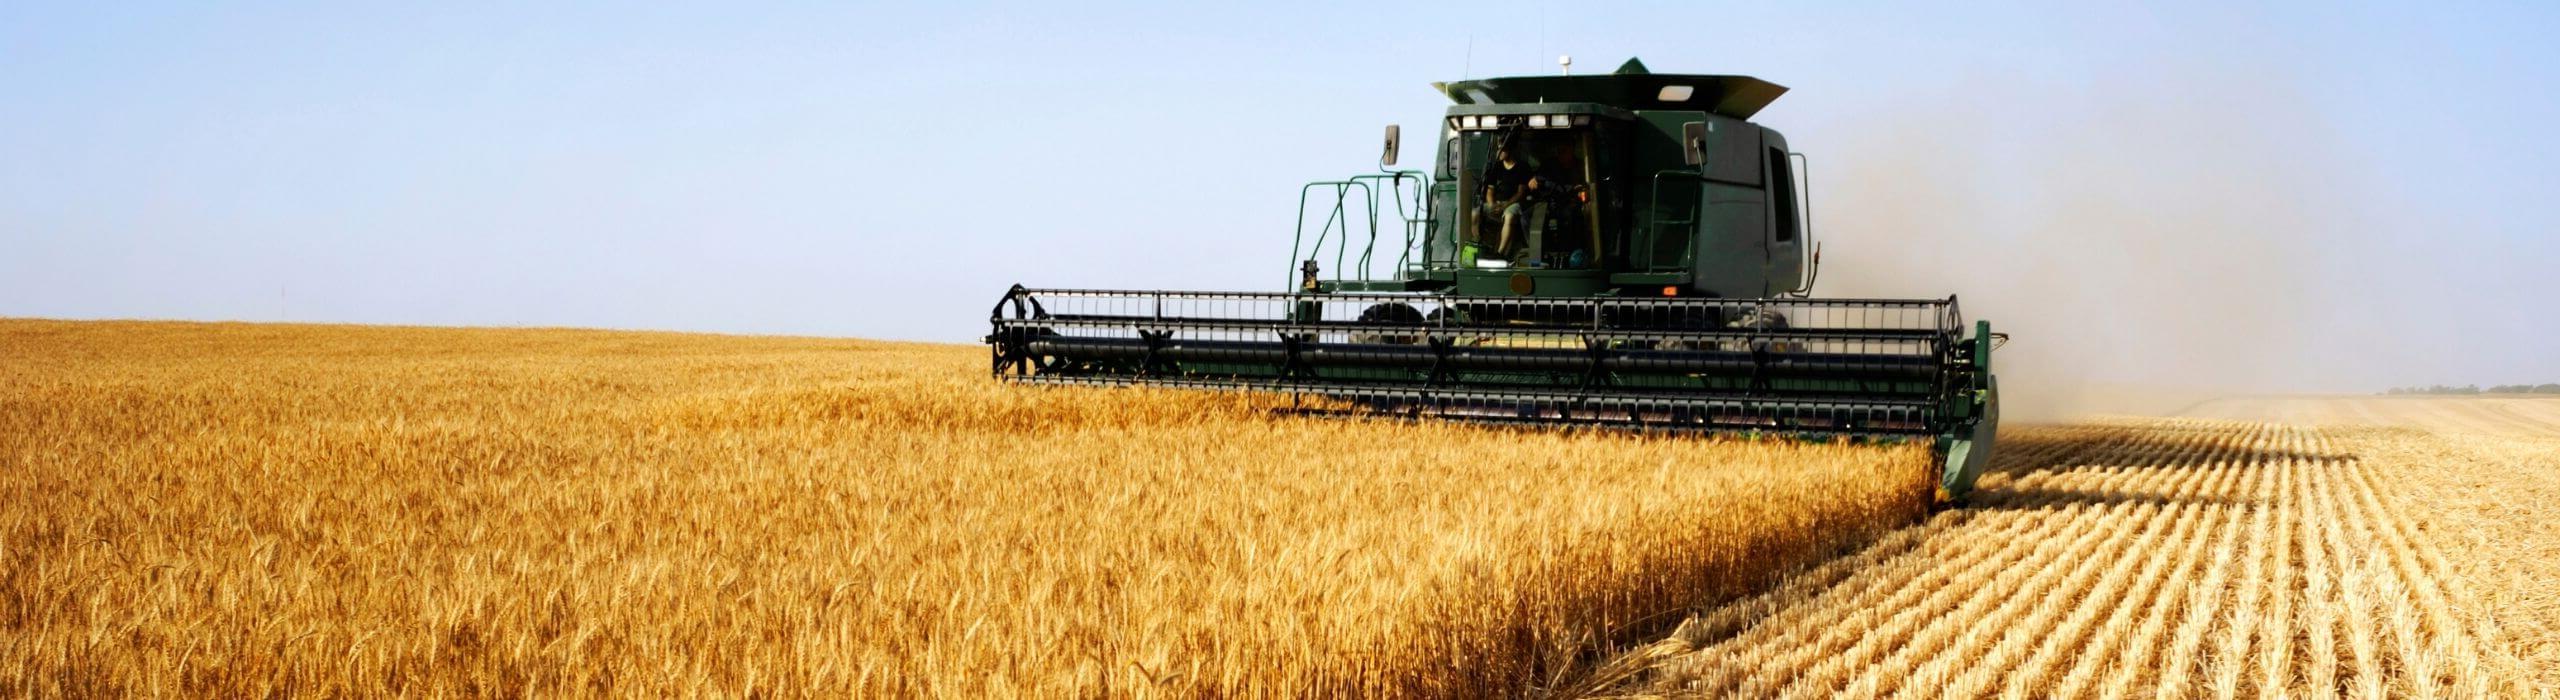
[1380, 125, 1402, 166]
[1681, 121, 1708, 167]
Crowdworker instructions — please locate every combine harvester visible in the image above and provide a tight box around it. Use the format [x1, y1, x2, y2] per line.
[987, 58, 2002, 501]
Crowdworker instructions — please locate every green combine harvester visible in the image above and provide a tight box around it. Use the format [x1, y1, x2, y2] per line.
[987, 58, 2002, 501]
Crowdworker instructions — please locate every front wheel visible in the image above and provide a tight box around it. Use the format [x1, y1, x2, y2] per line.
[1350, 303, 1426, 345]
[1728, 310, 1799, 353]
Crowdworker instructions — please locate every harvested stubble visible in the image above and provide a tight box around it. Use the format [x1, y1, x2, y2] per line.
[1602, 418, 2540, 698]
[2354, 425, 2560, 689]
[0, 319, 1932, 697]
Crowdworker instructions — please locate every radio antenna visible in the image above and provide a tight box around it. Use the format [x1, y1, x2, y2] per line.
[1462, 34, 1473, 79]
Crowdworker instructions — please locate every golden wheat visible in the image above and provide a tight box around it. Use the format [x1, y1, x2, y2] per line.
[0, 319, 1938, 697]
[1605, 418, 2544, 698]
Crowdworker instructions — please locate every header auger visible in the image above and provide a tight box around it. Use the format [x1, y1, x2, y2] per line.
[986, 58, 2001, 501]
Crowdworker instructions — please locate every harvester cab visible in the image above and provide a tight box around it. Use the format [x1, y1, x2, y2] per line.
[1345, 58, 1808, 303]
[987, 58, 2002, 502]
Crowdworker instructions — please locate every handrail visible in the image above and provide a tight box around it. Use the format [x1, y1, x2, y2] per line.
[1347, 171, 1429, 275]
[1787, 152, 1819, 296]
[1287, 180, 1376, 289]
[1289, 171, 1432, 289]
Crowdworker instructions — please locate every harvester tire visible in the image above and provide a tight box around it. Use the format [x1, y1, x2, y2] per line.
[1425, 307, 1494, 347]
[1351, 303, 1426, 345]
[1730, 310, 1801, 353]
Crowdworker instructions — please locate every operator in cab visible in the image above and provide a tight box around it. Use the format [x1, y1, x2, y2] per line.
[1483, 136, 1548, 264]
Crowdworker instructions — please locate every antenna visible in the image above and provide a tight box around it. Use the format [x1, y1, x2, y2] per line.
[1462, 34, 1473, 79]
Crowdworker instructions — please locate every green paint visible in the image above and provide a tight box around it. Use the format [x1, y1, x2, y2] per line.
[1020, 58, 2001, 503]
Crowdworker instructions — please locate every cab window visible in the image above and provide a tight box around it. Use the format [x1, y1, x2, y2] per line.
[1768, 147, 1798, 242]
[1459, 127, 1600, 269]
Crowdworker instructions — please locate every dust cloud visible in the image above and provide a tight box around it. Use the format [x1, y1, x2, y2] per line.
[1804, 70, 2370, 421]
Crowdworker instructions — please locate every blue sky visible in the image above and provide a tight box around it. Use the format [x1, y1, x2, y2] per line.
[5, 2, 2556, 394]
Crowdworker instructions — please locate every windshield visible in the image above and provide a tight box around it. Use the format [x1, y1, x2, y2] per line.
[1459, 127, 1601, 270]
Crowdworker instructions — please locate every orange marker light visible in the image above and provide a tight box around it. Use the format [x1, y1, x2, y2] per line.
[1662, 286, 1679, 296]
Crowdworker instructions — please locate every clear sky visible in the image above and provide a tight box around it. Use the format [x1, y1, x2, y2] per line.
[6, 2, 2556, 395]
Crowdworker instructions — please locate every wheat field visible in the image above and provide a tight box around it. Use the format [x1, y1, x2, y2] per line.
[10, 319, 2552, 698]
[1600, 418, 2545, 697]
[0, 319, 1935, 697]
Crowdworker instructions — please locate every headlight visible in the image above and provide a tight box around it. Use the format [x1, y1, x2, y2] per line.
[1527, 115, 1549, 128]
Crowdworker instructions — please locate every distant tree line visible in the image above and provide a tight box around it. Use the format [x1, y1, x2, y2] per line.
[2383, 384, 2560, 395]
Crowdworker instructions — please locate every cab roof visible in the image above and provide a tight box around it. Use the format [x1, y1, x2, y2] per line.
[1432, 57, 1788, 120]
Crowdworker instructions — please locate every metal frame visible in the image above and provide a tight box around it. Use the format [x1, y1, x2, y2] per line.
[989, 287, 1977, 438]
